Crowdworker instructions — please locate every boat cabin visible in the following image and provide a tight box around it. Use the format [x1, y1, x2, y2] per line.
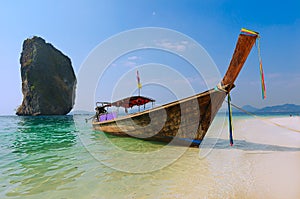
[94, 96, 155, 122]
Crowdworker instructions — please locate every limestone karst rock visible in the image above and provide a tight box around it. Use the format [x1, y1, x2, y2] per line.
[16, 36, 76, 115]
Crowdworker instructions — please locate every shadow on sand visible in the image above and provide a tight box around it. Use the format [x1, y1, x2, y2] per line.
[200, 138, 300, 152]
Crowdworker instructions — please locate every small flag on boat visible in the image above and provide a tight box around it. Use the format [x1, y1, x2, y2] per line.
[136, 70, 142, 89]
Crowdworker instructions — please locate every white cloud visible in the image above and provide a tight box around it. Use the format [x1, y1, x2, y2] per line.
[267, 73, 281, 79]
[127, 56, 139, 61]
[181, 40, 188, 45]
[124, 61, 137, 67]
[154, 40, 188, 52]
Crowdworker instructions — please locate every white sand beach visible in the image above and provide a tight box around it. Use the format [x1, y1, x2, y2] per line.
[196, 116, 300, 199]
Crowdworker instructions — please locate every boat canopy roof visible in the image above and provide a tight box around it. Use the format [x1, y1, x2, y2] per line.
[96, 96, 155, 108]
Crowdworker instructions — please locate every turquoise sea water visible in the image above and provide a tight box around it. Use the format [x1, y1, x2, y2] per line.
[0, 115, 187, 198]
[0, 113, 296, 198]
[0, 116, 82, 198]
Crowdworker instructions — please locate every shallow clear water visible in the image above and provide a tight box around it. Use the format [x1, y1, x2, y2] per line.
[0, 116, 83, 198]
[1, 115, 199, 198]
[0, 113, 299, 198]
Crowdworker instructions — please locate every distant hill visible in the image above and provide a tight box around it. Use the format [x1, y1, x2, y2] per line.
[258, 104, 300, 113]
[241, 105, 259, 112]
[234, 104, 300, 113]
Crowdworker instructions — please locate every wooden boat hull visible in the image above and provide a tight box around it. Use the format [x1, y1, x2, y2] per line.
[92, 30, 259, 147]
[93, 87, 229, 146]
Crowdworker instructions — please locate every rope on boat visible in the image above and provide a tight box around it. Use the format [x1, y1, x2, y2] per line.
[85, 115, 95, 123]
[227, 101, 300, 133]
[214, 83, 227, 93]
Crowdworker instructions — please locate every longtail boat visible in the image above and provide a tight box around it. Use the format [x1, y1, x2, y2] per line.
[92, 28, 259, 146]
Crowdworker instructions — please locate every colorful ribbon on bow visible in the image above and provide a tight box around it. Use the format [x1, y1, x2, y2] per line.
[257, 37, 266, 99]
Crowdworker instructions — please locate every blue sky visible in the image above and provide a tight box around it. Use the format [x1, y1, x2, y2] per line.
[0, 0, 299, 115]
